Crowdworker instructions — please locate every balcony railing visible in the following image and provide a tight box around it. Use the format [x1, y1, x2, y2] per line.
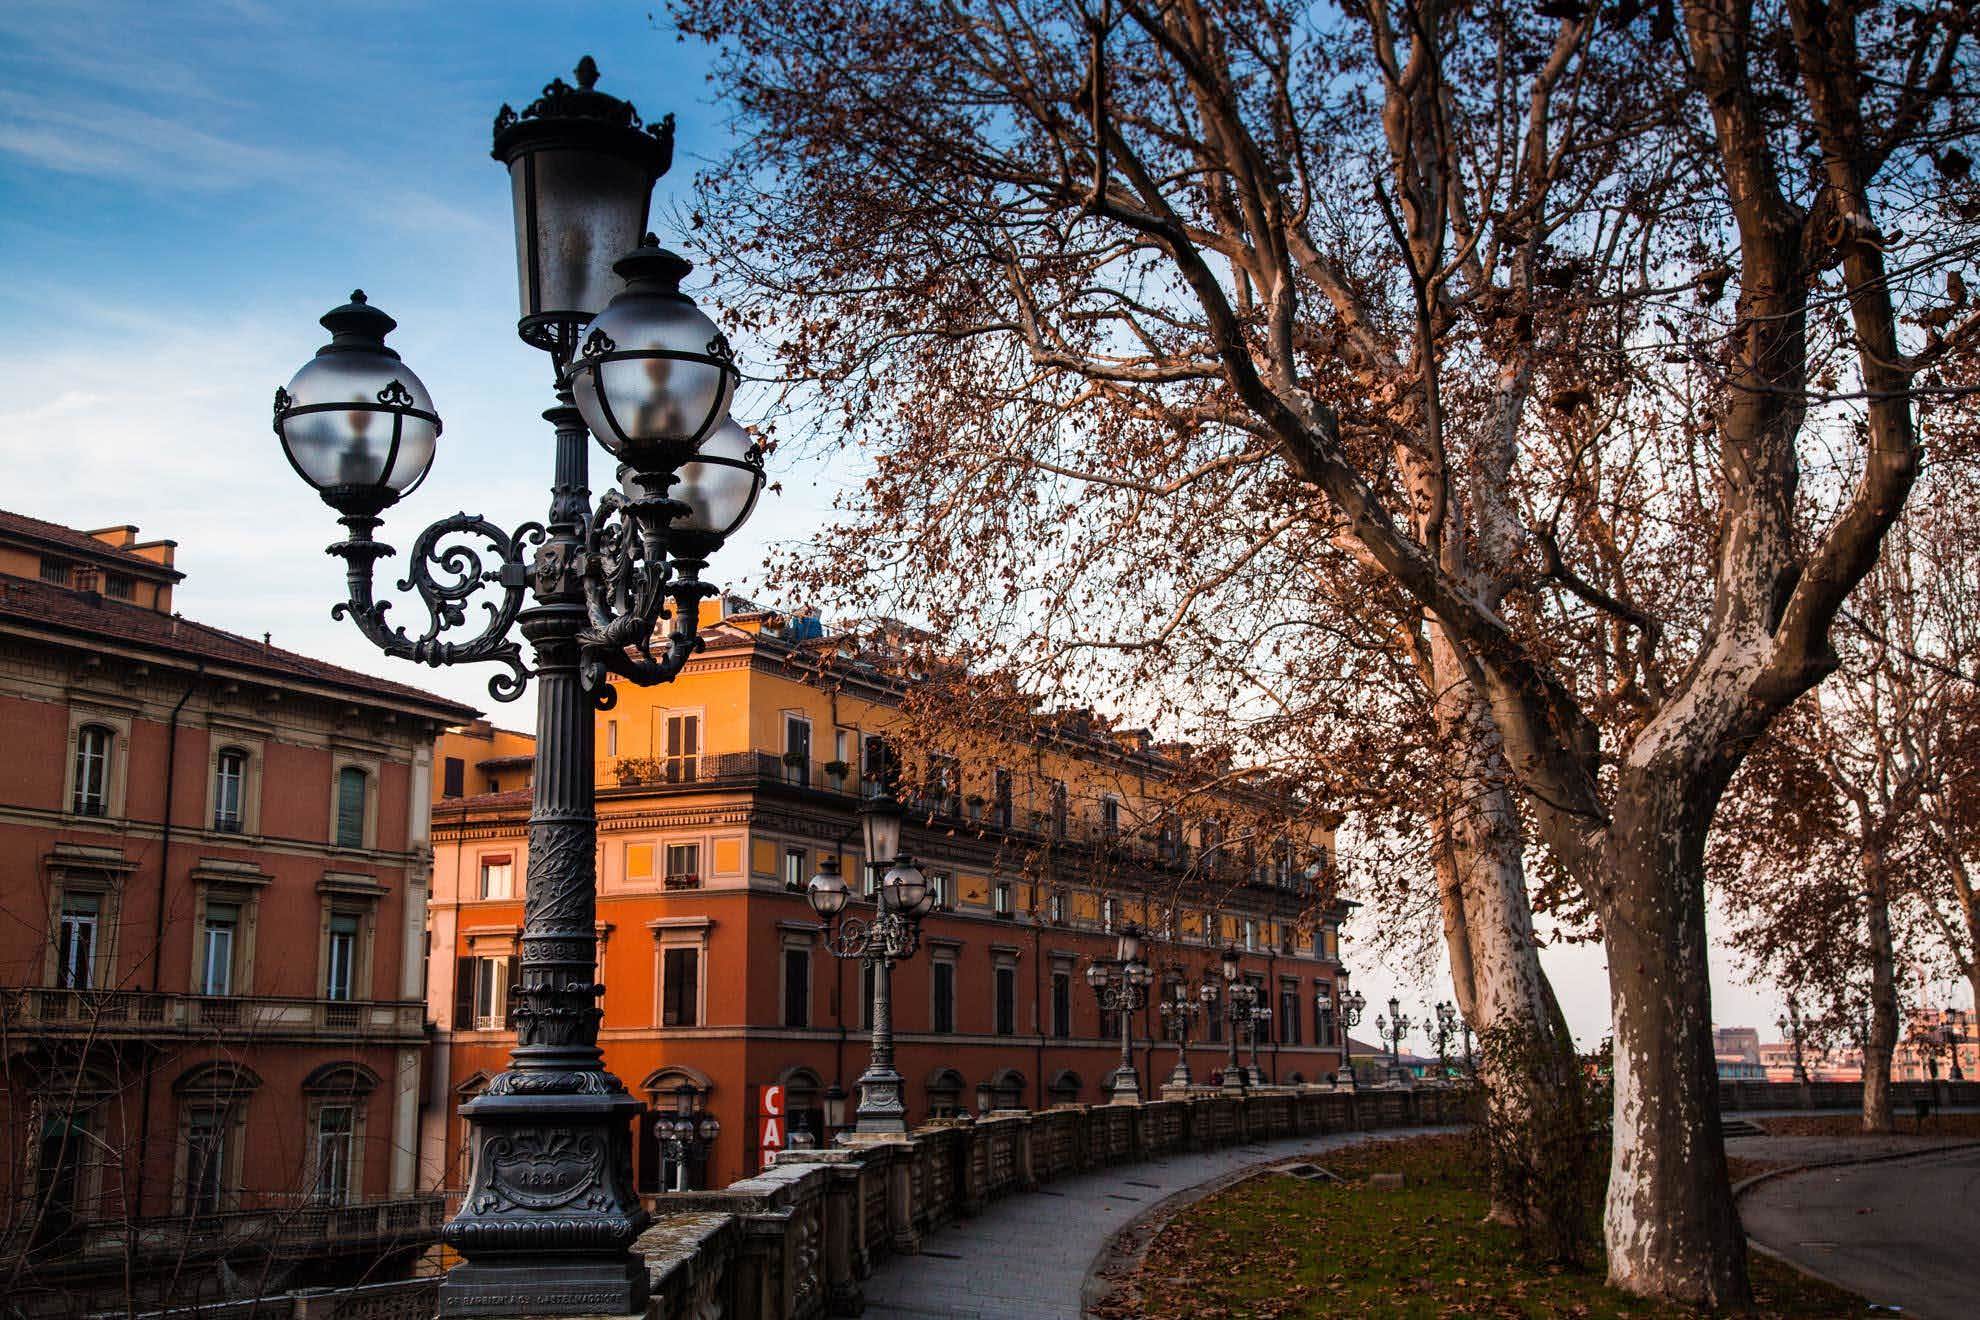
[0, 989, 426, 1042]
[20, 1194, 445, 1269]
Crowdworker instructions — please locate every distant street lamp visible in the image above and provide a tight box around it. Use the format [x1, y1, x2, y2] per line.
[653, 1082, 721, 1191]
[1428, 1001, 1458, 1081]
[1777, 996, 1810, 1084]
[1088, 925, 1153, 1104]
[1334, 987, 1366, 1088]
[270, 58, 762, 1317]
[1218, 947, 1263, 1093]
[1247, 1003, 1274, 1087]
[808, 791, 934, 1133]
[1461, 1015, 1476, 1076]
[1377, 997, 1413, 1084]
[1943, 1010, 1965, 1083]
[1158, 973, 1206, 1090]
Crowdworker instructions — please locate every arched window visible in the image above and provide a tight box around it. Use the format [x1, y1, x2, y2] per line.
[334, 767, 367, 848]
[779, 1067, 824, 1148]
[72, 725, 112, 816]
[925, 1068, 967, 1119]
[1047, 1070, 1084, 1106]
[987, 1068, 1026, 1113]
[173, 1063, 260, 1216]
[213, 748, 247, 832]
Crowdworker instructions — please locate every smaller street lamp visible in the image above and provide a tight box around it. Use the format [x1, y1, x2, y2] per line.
[1218, 947, 1262, 1094]
[1247, 1003, 1273, 1088]
[807, 791, 933, 1135]
[1158, 972, 1206, 1090]
[652, 1083, 721, 1191]
[1942, 1010, 1965, 1083]
[1377, 997, 1413, 1085]
[1777, 996, 1809, 1084]
[1088, 925, 1153, 1104]
[1427, 1001, 1458, 1082]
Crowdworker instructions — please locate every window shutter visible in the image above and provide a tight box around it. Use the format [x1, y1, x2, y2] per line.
[454, 957, 475, 1028]
[503, 955, 520, 1028]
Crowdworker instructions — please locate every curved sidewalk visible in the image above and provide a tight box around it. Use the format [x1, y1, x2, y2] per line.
[860, 1125, 1447, 1320]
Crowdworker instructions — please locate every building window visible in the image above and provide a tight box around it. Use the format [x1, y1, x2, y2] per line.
[312, 1104, 355, 1206]
[1047, 890, 1066, 924]
[1051, 970, 1072, 1038]
[325, 913, 360, 1001]
[1101, 897, 1117, 932]
[664, 843, 700, 890]
[662, 946, 699, 1026]
[1100, 796, 1120, 839]
[932, 960, 957, 1034]
[783, 715, 811, 786]
[927, 754, 960, 815]
[104, 572, 134, 600]
[605, 720, 618, 757]
[783, 847, 807, 892]
[442, 757, 465, 798]
[39, 556, 70, 586]
[72, 725, 112, 817]
[213, 750, 246, 832]
[470, 955, 514, 1029]
[994, 966, 1016, 1036]
[1050, 781, 1068, 838]
[783, 947, 811, 1028]
[664, 713, 700, 783]
[992, 769, 1013, 827]
[1280, 980, 1301, 1045]
[200, 902, 239, 995]
[185, 1108, 228, 1215]
[334, 767, 366, 848]
[479, 854, 515, 900]
[1243, 918, 1258, 951]
[928, 871, 951, 909]
[57, 893, 100, 990]
[993, 881, 1012, 917]
[1207, 986, 1223, 1042]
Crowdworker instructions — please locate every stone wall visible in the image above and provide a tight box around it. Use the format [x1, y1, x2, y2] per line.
[1718, 1077, 1980, 1112]
[641, 1085, 1473, 1320]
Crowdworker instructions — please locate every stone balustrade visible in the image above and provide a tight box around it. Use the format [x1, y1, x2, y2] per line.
[640, 1084, 1473, 1320]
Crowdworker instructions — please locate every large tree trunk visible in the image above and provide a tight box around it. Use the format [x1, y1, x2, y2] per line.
[1601, 772, 1749, 1307]
[1432, 654, 1574, 1230]
[1947, 850, 1980, 1018]
[1862, 858, 1899, 1133]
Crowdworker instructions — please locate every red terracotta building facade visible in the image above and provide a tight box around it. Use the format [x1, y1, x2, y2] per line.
[0, 511, 475, 1314]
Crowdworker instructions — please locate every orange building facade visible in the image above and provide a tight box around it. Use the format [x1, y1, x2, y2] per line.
[0, 511, 476, 1314]
[426, 600, 1353, 1194]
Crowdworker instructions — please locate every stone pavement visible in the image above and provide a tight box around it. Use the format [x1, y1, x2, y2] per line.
[1740, 1143, 1980, 1320]
[860, 1125, 1449, 1320]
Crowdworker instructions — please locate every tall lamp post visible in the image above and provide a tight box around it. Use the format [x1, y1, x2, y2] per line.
[1334, 988, 1366, 1087]
[1778, 996, 1810, 1084]
[1218, 947, 1261, 1094]
[1943, 1010, 1966, 1083]
[1158, 972, 1205, 1091]
[652, 1083, 722, 1191]
[806, 791, 934, 1134]
[1246, 1003, 1274, 1087]
[270, 59, 763, 1318]
[1428, 1001, 1458, 1082]
[1377, 997, 1413, 1085]
[1087, 925, 1153, 1104]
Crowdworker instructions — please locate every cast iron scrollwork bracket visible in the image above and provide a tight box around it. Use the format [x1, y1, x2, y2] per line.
[574, 481, 717, 708]
[328, 512, 544, 702]
[823, 911, 920, 965]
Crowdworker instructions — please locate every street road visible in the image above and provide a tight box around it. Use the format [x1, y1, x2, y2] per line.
[1741, 1144, 1980, 1320]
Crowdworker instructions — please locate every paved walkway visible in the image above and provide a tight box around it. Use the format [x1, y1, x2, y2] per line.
[1741, 1144, 1980, 1320]
[861, 1127, 1447, 1320]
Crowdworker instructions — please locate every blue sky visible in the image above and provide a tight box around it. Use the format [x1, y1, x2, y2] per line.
[0, 0, 848, 717]
[0, 1, 1897, 1047]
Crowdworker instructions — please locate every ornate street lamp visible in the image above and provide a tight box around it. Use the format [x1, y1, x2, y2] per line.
[807, 791, 933, 1134]
[1246, 1002, 1273, 1087]
[1377, 997, 1413, 1085]
[1943, 1010, 1965, 1083]
[1428, 1001, 1458, 1081]
[1088, 924, 1153, 1104]
[270, 59, 762, 1318]
[1333, 987, 1366, 1088]
[1218, 946, 1262, 1094]
[652, 1082, 722, 1192]
[1777, 996, 1810, 1084]
[1159, 974, 1206, 1090]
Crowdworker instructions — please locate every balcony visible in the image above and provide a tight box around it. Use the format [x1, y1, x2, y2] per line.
[0, 988, 427, 1044]
[13, 1194, 445, 1273]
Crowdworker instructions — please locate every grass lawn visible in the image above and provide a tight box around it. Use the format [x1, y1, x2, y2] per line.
[1119, 1133, 1865, 1319]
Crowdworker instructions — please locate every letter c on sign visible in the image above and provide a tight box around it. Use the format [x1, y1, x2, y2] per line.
[760, 1084, 785, 1117]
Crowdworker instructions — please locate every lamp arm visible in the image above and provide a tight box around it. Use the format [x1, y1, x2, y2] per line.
[577, 489, 715, 701]
[328, 511, 541, 702]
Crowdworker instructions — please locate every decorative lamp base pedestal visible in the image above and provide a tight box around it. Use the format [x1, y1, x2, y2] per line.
[439, 1087, 650, 1318]
[1107, 1068, 1143, 1105]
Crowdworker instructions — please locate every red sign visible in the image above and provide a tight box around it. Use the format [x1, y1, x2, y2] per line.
[756, 1084, 787, 1160]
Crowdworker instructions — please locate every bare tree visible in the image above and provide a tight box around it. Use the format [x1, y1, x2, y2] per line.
[677, 0, 1977, 1301]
